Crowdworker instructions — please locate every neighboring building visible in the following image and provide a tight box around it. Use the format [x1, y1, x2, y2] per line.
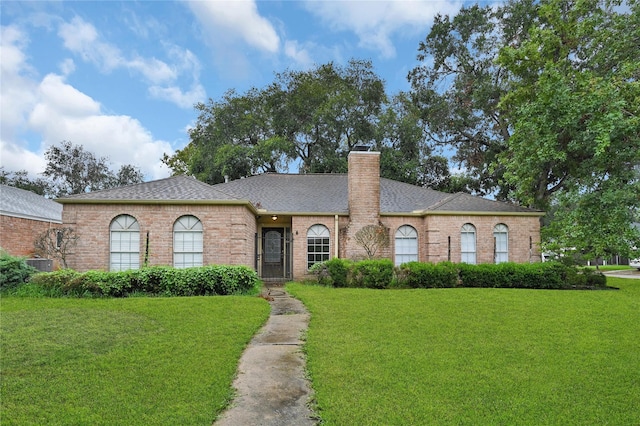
[0, 185, 63, 257]
[57, 151, 544, 280]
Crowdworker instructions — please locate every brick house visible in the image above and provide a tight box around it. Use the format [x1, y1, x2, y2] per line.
[57, 151, 544, 280]
[0, 185, 63, 257]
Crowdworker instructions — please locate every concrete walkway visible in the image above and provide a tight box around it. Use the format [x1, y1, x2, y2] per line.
[214, 286, 318, 426]
[603, 269, 640, 279]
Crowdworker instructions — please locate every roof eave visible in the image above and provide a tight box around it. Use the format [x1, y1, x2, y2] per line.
[57, 198, 259, 214]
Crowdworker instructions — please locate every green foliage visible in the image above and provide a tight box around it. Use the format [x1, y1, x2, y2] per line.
[309, 258, 353, 287]
[164, 60, 452, 188]
[395, 261, 459, 288]
[26, 265, 260, 298]
[0, 252, 37, 290]
[312, 259, 607, 290]
[348, 259, 395, 289]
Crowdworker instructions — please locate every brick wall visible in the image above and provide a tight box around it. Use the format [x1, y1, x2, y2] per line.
[0, 215, 61, 257]
[423, 214, 541, 264]
[291, 215, 337, 279]
[63, 203, 256, 272]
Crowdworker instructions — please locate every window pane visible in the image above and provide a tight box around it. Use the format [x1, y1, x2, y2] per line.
[307, 225, 330, 269]
[173, 216, 203, 268]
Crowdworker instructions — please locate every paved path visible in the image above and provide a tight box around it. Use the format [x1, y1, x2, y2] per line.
[215, 286, 318, 426]
[603, 269, 640, 279]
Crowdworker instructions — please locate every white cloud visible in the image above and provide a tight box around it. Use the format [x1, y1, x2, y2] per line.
[149, 84, 206, 109]
[0, 28, 173, 181]
[284, 40, 314, 69]
[27, 73, 173, 179]
[304, 0, 460, 58]
[0, 25, 38, 150]
[186, 0, 280, 53]
[57, 16, 203, 106]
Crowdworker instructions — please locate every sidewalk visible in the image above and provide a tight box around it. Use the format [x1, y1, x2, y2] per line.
[214, 286, 318, 426]
[602, 269, 640, 279]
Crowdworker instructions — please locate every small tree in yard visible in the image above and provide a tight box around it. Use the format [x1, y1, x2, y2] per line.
[354, 225, 390, 259]
[34, 227, 79, 269]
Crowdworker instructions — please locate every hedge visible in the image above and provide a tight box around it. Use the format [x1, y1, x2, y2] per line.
[311, 259, 607, 290]
[0, 252, 37, 290]
[27, 265, 261, 297]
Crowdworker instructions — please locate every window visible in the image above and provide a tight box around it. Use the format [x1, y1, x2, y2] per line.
[307, 224, 330, 269]
[174, 215, 203, 268]
[395, 225, 418, 265]
[110, 215, 140, 271]
[461, 223, 476, 264]
[494, 224, 509, 263]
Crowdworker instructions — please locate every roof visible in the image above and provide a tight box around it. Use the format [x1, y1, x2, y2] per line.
[56, 173, 541, 216]
[0, 185, 63, 223]
[56, 175, 242, 203]
[212, 174, 540, 215]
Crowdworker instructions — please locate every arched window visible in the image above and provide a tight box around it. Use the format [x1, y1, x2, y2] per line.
[307, 224, 330, 269]
[494, 223, 509, 263]
[174, 215, 203, 268]
[461, 223, 476, 264]
[110, 215, 140, 271]
[395, 225, 418, 265]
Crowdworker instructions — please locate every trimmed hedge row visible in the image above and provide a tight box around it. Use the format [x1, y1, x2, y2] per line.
[311, 259, 607, 289]
[27, 265, 261, 297]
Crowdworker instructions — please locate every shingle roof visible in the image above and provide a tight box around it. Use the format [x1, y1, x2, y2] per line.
[56, 175, 241, 203]
[56, 173, 541, 215]
[0, 185, 62, 222]
[211, 173, 540, 215]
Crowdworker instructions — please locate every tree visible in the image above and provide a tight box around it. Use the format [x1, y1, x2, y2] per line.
[353, 225, 390, 259]
[165, 59, 454, 188]
[496, 0, 640, 260]
[408, 1, 538, 198]
[0, 168, 51, 196]
[33, 227, 79, 269]
[42, 141, 144, 197]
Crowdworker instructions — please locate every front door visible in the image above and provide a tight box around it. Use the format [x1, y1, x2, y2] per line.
[262, 228, 284, 278]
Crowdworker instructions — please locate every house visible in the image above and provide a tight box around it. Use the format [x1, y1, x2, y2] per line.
[0, 185, 63, 258]
[57, 151, 544, 280]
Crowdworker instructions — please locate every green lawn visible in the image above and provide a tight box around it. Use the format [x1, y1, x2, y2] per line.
[288, 277, 640, 425]
[0, 296, 270, 425]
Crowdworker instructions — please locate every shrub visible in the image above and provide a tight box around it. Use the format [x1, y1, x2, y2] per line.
[395, 262, 458, 288]
[349, 259, 394, 289]
[0, 252, 37, 290]
[24, 265, 261, 298]
[310, 258, 353, 287]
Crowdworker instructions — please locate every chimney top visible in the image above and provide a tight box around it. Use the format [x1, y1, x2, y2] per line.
[352, 144, 371, 152]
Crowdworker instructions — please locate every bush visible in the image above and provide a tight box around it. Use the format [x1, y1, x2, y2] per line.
[310, 258, 353, 287]
[0, 252, 37, 290]
[395, 262, 458, 288]
[349, 259, 394, 289]
[24, 265, 261, 298]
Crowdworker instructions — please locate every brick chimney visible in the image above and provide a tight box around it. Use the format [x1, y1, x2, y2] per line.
[348, 150, 381, 224]
[342, 150, 383, 259]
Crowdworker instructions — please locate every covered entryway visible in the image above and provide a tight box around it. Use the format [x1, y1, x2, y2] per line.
[256, 226, 293, 281]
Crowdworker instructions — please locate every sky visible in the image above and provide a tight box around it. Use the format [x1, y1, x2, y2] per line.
[1, 0, 472, 181]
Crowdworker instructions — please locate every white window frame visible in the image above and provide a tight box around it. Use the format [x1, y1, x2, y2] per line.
[461, 223, 477, 264]
[395, 225, 418, 266]
[173, 215, 203, 268]
[110, 215, 140, 271]
[307, 224, 330, 269]
[494, 223, 509, 263]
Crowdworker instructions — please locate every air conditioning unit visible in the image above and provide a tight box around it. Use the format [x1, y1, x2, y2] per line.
[26, 258, 53, 272]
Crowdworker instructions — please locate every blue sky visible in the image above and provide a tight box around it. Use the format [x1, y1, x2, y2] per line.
[1, 0, 469, 181]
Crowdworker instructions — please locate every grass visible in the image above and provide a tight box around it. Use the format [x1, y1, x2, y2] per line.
[288, 277, 640, 425]
[0, 296, 270, 425]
